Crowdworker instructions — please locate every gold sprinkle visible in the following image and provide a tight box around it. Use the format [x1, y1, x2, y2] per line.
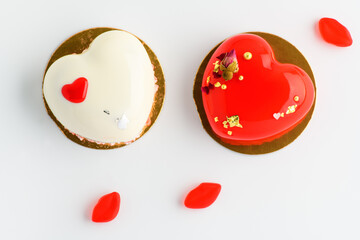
[280, 113, 284, 117]
[214, 82, 221, 87]
[228, 131, 232, 136]
[223, 121, 228, 128]
[243, 52, 252, 60]
[221, 84, 227, 90]
[213, 61, 220, 73]
[226, 115, 243, 128]
[286, 105, 297, 114]
[206, 76, 210, 84]
[294, 96, 299, 102]
[214, 117, 219, 122]
[239, 75, 244, 80]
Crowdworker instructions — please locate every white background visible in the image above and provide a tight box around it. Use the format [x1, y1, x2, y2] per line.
[1, 0, 360, 239]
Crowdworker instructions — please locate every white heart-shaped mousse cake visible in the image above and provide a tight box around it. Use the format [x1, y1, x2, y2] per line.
[43, 29, 165, 149]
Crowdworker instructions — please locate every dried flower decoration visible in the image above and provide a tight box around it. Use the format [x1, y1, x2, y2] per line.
[201, 83, 214, 95]
[216, 53, 226, 61]
[218, 49, 239, 81]
[212, 71, 221, 78]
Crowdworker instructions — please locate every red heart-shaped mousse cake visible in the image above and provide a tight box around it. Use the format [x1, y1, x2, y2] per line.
[201, 34, 315, 145]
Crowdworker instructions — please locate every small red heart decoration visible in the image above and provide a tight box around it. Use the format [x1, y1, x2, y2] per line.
[61, 77, 88, 103]
[202, 34, 315, 145]
[318, 17, 352, 47]
[92, 192, 120, 223]
[184, 183, 221, 209]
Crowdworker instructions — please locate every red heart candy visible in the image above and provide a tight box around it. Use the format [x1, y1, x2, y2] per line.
[61, 77, 88, 103]
[202, 34, 315, 145]
[319, 17, 352, 47]
[184, 183, 221, 209]
[92, 192, 120, 222]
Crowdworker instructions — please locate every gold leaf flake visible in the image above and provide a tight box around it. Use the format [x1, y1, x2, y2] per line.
[214, 82, 221, 87]
[213, 61, 220, 73]
[206, 76, 210, 84]
[280, 113, 284, 117]
[223, 121, 228, 129]
[226, 115, 243, 128]
[286, 105, 297, 114]
[227, 131, 232, 136]
[214, 117, 219, 122]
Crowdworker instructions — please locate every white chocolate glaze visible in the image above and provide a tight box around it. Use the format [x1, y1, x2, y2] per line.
[43, 30, 156, 143]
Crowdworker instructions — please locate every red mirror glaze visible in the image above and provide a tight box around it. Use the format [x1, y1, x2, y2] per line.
[61, 77, 88, 103]
[202, 34, 315, 145]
